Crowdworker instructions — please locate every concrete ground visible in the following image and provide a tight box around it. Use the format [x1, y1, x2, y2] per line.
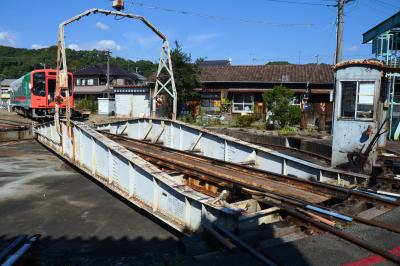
[0, 110, 33, 125]
[0, 141, 182, 265]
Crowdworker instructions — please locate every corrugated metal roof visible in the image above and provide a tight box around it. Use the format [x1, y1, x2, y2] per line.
[363, 11, 400, 43]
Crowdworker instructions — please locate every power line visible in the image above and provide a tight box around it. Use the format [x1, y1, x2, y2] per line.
[375, 0, 400, 9]
[261, 0, 336, 7]
[131, 1, 334, 27]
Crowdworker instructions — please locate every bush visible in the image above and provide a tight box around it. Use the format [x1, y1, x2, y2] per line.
[278, 126, 298, 136]
[75, 96, 98, 113]
[235, 115, 255, 128]
[262, 85, 295, 128]
[220, 98, 232, 113]
[288, 105, 302, 125]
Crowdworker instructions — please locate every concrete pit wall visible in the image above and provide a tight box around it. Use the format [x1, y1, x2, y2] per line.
[207, 128, 332, 159]
[0, 126, 33, 142]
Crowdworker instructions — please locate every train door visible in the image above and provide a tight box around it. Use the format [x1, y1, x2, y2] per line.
[47, 77, 56, 107]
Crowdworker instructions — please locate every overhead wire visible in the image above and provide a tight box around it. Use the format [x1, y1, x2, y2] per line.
[130, 1, 334, 28]
[374, 0, 400, 9]
[261, 0, 336, 7]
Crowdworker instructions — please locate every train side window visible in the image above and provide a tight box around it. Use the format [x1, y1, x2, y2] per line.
[33, 72, 46, 96]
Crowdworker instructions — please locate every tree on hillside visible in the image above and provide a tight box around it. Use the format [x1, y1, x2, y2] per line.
[170, 41, 201, 114]
[265, 61, 291, 65]
[0, 45, 157, 78]
[262, 85, 300, 128]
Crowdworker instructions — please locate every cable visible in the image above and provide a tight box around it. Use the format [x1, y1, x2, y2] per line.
[131, 1, 334, 28]
[375, 0, 400, 9]
[261, 0, 336, 7]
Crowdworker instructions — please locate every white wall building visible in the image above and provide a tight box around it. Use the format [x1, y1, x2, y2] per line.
[114, 85, 150, 118]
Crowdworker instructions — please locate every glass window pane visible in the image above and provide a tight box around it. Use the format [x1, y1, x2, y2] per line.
[243, 104, 253, 112]
[233, 104, 243, 111]
[341, 81, 357, 118]
[33, 72, 46, 96]
[356, 104, 373, 118]
[234, 94, 243, 103]
[243, 95, 253, 103]
[358, 95, 373, 105]
[359, 82, 374, 95]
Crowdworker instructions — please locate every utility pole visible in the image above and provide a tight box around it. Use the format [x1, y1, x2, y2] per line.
[106, 50, 111, 98]
[335, 0, 345, 64]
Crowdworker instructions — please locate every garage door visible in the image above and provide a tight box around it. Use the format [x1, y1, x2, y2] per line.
[115, 94, 132, 117]
[132, 94, 150, 117]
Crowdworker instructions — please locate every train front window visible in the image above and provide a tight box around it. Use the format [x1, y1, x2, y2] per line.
[33, 72, 46, 96]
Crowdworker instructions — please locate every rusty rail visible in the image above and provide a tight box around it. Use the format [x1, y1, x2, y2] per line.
[103, 132, 399, 209]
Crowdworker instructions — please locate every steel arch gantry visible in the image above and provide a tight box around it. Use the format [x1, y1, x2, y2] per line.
[55, 8, 177, 133]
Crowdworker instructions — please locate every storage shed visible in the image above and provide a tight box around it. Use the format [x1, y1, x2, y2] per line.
[114, 85, 150, 118]
[98, 98, 115, 115]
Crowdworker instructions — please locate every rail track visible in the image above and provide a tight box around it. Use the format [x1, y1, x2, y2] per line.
[102, 132, 400, 265]
[103, 132, 399, 209]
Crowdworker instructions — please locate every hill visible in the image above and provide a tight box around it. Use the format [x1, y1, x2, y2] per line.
[0, 45, 157, 79]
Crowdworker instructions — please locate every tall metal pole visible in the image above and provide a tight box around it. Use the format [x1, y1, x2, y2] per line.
[106, 50, 111, 98]
[335, 0, 344, 64]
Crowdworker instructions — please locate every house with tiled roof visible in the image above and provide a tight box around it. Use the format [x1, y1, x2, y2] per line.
[73, 64, 147, 99]
[196, 63, 334, 122]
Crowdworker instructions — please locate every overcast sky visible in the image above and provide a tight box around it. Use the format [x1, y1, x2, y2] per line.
[0, 0, 399, 64]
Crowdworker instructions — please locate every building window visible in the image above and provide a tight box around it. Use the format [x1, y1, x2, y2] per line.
[341, 81, 375, 119]
[76, 79, 81, 86]
[232, 93, 254, 113]
[200, 92, 221, 113]
[87, 79, 94, 86]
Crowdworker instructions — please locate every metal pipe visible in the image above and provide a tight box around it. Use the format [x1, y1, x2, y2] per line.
[203, 223, 236, 251]
[0, 235, 27, 263]
[212, 223, 278, 266]
[1, 234, 41, 266]
[305, 205, 353, 222]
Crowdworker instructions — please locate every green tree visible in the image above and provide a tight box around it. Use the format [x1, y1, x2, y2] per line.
[0, 45, 157, 78]
[170, 41, 201, 114]
[265, 61, 291, 65]
[262, 85, 296, 128]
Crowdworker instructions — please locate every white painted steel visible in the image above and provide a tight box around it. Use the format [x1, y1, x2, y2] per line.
[95, 118, 370, 185]
[35, 120, 248, 233]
